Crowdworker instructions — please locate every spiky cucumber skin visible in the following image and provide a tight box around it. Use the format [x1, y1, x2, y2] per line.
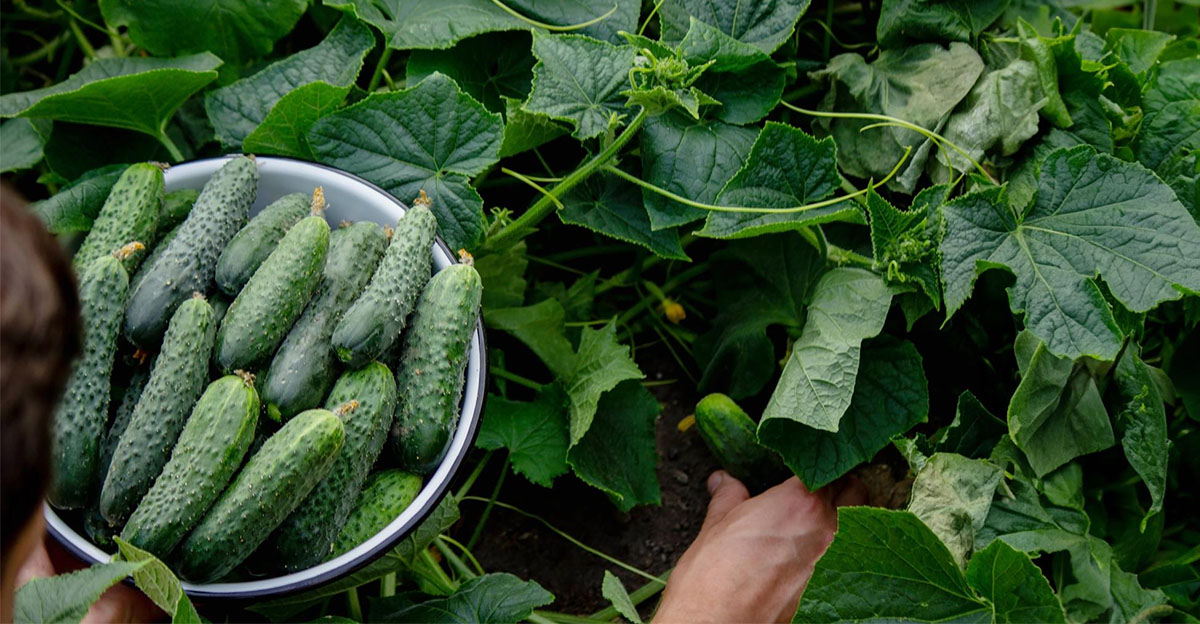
[694, 393, 784, 490]
[176, 409, 345, 583]
[266, 362, 398, 570]
[215, 216, 329, 372]
[332, 204, 437, 368]
[100, 296, 218, 525]
[331, 470, 423, 557]
[73, 163, 162, 274]
[263, 222, 388, 421]
[158, 188, 200, 233]
[215, 192, 310, 297]
[48, 255, 130, 509]
[120, 375, 258, 559]
[124, 156, 257, 348]
[97, 363, 151, 489]
[388, 264, 482, 474]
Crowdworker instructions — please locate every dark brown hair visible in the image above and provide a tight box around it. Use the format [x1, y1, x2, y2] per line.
[1, 185, 81, 556]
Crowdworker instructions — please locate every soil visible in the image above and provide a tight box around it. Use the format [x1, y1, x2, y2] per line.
[458, 349, 914, 617]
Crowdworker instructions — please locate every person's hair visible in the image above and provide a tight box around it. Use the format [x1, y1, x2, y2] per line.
[0, 185, 81, 556]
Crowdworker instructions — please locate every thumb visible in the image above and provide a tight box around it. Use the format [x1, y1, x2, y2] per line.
[701, 470, 749, 531]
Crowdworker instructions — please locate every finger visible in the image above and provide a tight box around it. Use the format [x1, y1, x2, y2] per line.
[701, 470, 749, 531]
[833, 476, 868, 508]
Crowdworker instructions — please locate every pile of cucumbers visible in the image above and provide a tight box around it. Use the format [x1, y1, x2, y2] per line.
[48, 156, 482, 583]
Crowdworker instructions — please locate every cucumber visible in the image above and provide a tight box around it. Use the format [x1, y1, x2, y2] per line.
[331, 470, 423, 557]
[175, 409, 345, 583]
[215, 191, 313, 297]
[388, 263, 482, 474]
[97, 362, 151, 489]
[265, 363, 398, 570]
[159, 188, 200, 232]
[129, 224, 178, 296]
[215, 215, 330, 372]
[124, 155, 257, 348]
[694, 393, 784, 490]
[73, 163, 162, 274]
[48, 244, 138, 509]
[332, 202, 437, 368]
[100, 294, 218, 525]
[262, 222, 388, 421]
[210, 293, 231, 327]
[120, 374, 258, 558]
[84, 507, 118, 549]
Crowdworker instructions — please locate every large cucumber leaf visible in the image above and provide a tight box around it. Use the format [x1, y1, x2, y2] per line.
[559, 173, 688, 260]
[0, 54, 221, 142]
[941, 145, 1200, 361]
[477, 386, 570, 488]
[658, 0, 812, 53]
[14, 560, 148, 624]
[206, 16, 375, 151]
[524, 34, 635, 140]
[309, 73, 503, 251]
[99, 0, 305, 70]
[567, 379, 662, 511]
[370, 573, 553, 623]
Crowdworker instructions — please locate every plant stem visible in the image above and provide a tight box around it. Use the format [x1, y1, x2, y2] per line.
[420, 547, 458, 593]
[368, 47, 393, 92]
[588, 569, 672, 620]
[156, 130, 185, 163]
[68, 20, 96, 60]
[490, 0, 618, 31]
[467, 455, 509, 550]
[461, 496, 665, 584]
[488, 108, 648, 250]
[435, 538, 477, 579]
[439, 535, 487, 575]
[489, 367, 544, 391]
[638, 0, 668, 35]
[10, 31, 70, 65]
[454, 450, 493, 501]
[381, 572, 396, 597]
[527, 613, 562, 624]
[615, 263, 708, 326]
[345, 587, 363, 622]
[823, 0, 834, 59]
[533, 610, 605, 624]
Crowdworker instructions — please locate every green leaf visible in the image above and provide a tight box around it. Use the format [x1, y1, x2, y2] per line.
[761, 338, 928, 490]
[638, 111, 757, 229]
[31, 164, 127, 233]
[476, 241, 528, 309]
[692, 60, 786, 125]
[326, 0, 633, 50]
[484, 299, 575, 378]
[477, 386, 570, 487]
[1134, 59, 1200, 215]
[965, 540, 1067, 623]
[930, 58, 1045, 181]
[698, 122, 850, 239]
[559, 173, 688, 260]
[309, 72, 503, 251]
[793, 508, 989, 622]
[499, 96, 567, 158]
[907, 453, 1002, 567]
[659, 0, 813, 54]
[206, 16, 375, 149]
[524, 34, 635, 140]
[876, 0, 1009, 48]
[112, 538, 200, 622]
[1006, 335, 1114, 476]
[241, 82, 353, 160]
[567, 380, 661, 511]
[1112, 351, 1168, 525]
[100, 0, 306, 69]
[0, 118, 50, 173]
[760, 268, 893, 432]
[14, 560, 147, 624]
[811, 43, 984, 193]
[41, 122, 172, 181]
[694, 232, 823, 399]
[941, 146, 1200, 361]
[374, 573, 554, 623]
[1170, 329, 1200, 421]
[934, 391, 1007, 459]
[1104, 28, 1175, 76]
[392, 495, 461, 566]
[601, 571, 643, 624]
[0, 53, 221, 140]
[406, 32, 534, 114]
[564, 322, 642, 445]
[866, 189, 940, 307]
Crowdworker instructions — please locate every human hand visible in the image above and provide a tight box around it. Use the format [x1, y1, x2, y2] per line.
[17, 533, 161, 623]
[653, 471, 867, 623]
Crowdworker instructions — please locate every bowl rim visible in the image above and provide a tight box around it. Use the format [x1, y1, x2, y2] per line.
[44, 155, 488, 601]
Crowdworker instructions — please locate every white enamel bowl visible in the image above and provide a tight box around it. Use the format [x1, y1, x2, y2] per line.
[44, 156, 487, 600]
